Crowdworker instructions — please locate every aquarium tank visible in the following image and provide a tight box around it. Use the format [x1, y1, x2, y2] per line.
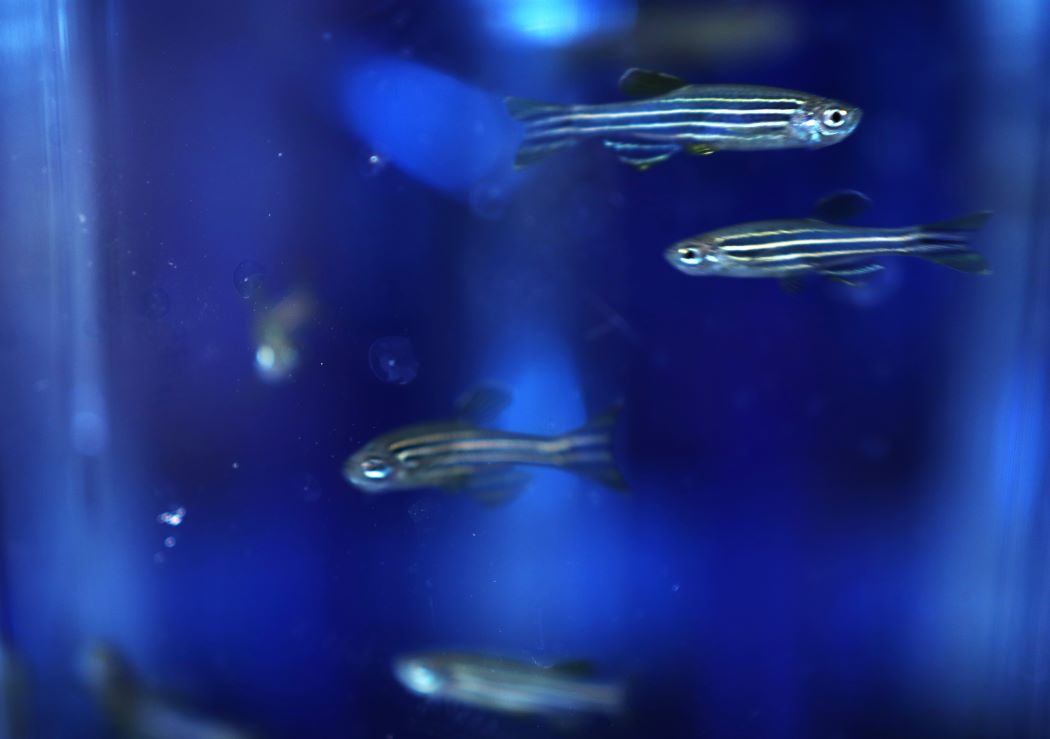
[0, 0, 1048, 737]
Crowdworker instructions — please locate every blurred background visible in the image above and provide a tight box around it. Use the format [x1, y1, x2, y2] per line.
[0, 0, 1047, 736]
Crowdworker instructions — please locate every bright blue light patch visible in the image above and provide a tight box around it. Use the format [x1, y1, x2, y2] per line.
[342, 57, 519, 195]
[476, 0, 636, 46]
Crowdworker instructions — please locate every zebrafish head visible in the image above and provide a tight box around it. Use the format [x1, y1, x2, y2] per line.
[665, 235, 727, 276]
[394, 654, 450, 696]
[789, 97, 861, 147]
[343, 443, 403, 493]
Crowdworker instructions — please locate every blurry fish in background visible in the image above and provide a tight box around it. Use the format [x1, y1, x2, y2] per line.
[393, 650, 625, 722]
[568, 6, 802, 67]
[665, 191, 991, 290]
[79, 642, 255, 739]
[0, 641, 29, 739]
[507, 68, 861, 169]
[252, 289, 317, 383]
[343, 386, 626, 502]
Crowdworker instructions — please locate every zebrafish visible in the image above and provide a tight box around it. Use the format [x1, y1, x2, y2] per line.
[506, 68, 861, 169]
[80, 642, 256, 739]
[343, 386, 626, 502]
[665, 191, 991, 288]
[393, 651, 624, 720]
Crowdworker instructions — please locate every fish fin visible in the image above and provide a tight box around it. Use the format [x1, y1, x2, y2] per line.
[820, 262, 884, 286]
[506, 97, 577, 168]
[922, 211, 992, 233]
[618, 68, 688, 98]
[468, 470, 531, 507]
[603, 141, 678, 169]
[916, 211, 993, 274]
[456, 384, 513, 423]
[918, 251, 991, 274]
[811, 190, 871, 223]
[686, 143, 717, 156]
[779, 275, 806, 293]
[562, 404, 629, 493]
[551, 659, 596, 676]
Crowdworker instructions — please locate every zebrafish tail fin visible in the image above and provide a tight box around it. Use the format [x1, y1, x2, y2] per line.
[916, 211, 992, 274]
[558, 403, 629, 493]
[505, 96, 578, 168]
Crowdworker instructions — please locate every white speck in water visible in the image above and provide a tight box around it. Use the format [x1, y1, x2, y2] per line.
[157, 506, 186, 527]
[672, 583, 681, 593]
[277, 151, 284, 158]
[232, 462, 239, 470]
[164, 536, 176, 548]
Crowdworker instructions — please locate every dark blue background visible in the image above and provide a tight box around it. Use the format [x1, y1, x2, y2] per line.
[2, 0, 1048, 737]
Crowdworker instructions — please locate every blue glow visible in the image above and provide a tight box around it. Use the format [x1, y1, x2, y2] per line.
[475, 0, 636, 46]
[342, 56, 519, 195]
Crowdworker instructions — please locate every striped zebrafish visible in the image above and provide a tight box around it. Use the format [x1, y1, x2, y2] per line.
[394, 651, 624, 721]
[343, 386, 626, 500]
[664, 191, 991, 287]
[505, 68, 861, 169]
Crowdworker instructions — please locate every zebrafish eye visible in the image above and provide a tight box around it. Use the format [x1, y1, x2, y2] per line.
[678, 246, 703, 265]
[822, 108, 848, 128]
[361, 456, 393, 479]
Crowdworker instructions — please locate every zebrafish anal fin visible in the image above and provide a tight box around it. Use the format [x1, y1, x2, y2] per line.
[603, 140, 678, 169]
[456, 384, 513, 423]
[686, 143, 717, 156]
[819, 262, 884, 286]
[618, 68, 688, 98]
[811, 190, 871, 223]
[468, 470, 532, 507]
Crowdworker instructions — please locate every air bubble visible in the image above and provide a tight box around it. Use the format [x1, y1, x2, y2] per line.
[233, 260, 266, 300]
[163, 536, 176, 548]
[368, 336, 419, 385]
[361, 153, 387, 178]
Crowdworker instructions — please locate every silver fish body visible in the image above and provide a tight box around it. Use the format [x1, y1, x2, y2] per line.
[507, 69, 861, 168]
[343, 405, 625, 495]
[393, 651, 624, 719]
[666, 212, 991, 284]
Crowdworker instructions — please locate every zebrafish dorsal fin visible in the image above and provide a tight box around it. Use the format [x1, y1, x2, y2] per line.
[455, 384, 513, 423]
[811, 190, 871, 223]
[618, 68, 688, 98]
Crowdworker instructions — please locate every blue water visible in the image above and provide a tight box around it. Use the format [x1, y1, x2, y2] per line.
[0, 1, 1048, 737]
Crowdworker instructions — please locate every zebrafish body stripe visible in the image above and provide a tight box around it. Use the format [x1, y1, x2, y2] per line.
[508, 89, 805, 166]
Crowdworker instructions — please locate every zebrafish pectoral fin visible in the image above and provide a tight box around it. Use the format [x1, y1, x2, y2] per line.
[819, 262, 885, 286]
[618, 68, 688, 98]
[811, 190, 871, 223]
[602, 141, 679, 170]
[686, 143, 717, 156]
